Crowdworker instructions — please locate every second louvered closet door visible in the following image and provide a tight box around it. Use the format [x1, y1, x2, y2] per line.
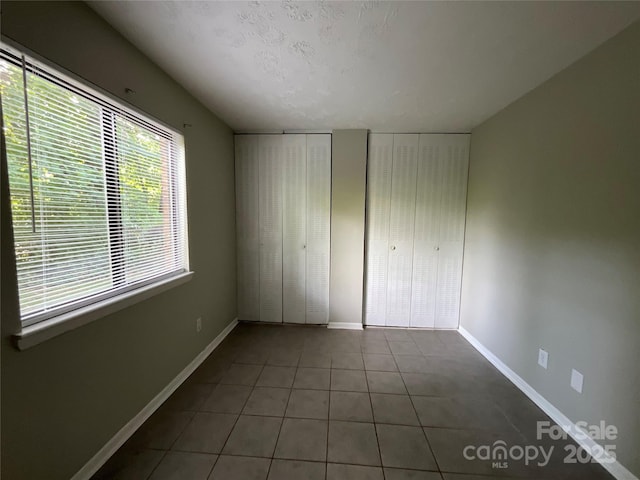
[365, 133, 469, 328]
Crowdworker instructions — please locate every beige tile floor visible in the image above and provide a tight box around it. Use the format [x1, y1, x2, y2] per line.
[93, 323, 613, 480]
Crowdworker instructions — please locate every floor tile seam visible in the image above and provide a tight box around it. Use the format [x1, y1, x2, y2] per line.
[421, 424, 530, 436]
[365, 385, 385, 473]
[372, 419, 421, 427]
[272, 452, 328, 463]
[291, 384, 331, 391]
[163, 410, 196, 452]
[492, 401, 531, 443]
[210, 451, 447, 473]
[325, 379, 331, 480]
[325, 458, 384, 468]
[435, 465, 529, 476]
[329, 415, 377, 424]
[401, 369, 443, 475]
[255, 378, 296, 389]
[170, 443, 233, 455]
[216, 372, 259, 462]
[266, 381, 295, 478]
[143, 449, 170, 480]
[384, 465, 442, 473]
[331, 387, 370, 393]
[286, 414, 329, 421]
[204, 451, 220, 480]
[144, 449, 219, 480]
[237, 410, 291, 419]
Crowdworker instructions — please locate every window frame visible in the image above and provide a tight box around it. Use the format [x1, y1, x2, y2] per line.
[1, 38, 192, 347]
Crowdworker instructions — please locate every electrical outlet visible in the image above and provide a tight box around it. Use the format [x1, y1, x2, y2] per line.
[570, 369, 584, 393]
[538, 349, 548, 369]
[196, 317, 202, 333]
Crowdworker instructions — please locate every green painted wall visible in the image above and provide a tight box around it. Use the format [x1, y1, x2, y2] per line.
[1, 2, 236, 479]
[461, 22, 640, 476]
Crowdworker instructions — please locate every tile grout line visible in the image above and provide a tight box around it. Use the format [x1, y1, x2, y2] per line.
[200, 342, 256, 479]
[418, 334, 483, 477]
[264, 354, 297, 479]
[165, 410, 197, 451]
[366, 368, 386, 478]
[214, 363, 264, 476]
[325, 371, 332, 480]
[401, 353, 444, 476]
[208, 376, 256, 476]
[144, 450, 170, 480]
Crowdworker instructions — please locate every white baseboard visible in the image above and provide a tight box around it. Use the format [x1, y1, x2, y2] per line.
[71, 317, 239, 480]
[327, 322, 363, 330]
[458, 326, 638, 480]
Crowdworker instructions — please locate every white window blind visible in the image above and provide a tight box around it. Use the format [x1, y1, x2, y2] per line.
[0, 43, 188, 327]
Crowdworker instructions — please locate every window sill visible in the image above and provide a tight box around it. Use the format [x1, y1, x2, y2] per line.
[13, 271, 194, 350]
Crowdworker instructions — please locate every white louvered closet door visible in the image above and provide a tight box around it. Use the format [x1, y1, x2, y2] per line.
[365, 134, 394, 326]
[386, 135, 419, 327]
[258, 135, 284, 323]
[235, 135, 260, 321]
[282, 135, 307, 324]
[365, 133, 469, 329]
[305, 134, 331, 324]
[410, 135, 444, 327]
[434, 135, 469, 328]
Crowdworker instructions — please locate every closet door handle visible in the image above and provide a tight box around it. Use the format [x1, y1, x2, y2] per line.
[434, 246, 440, 251]
[390, 245, 396, 251]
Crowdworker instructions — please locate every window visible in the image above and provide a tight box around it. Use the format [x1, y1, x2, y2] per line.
[1, 43, 189, 328]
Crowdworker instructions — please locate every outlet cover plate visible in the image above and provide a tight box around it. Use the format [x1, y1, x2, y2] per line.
[571, 369, 584, 393]
[538, 349, 549, 369]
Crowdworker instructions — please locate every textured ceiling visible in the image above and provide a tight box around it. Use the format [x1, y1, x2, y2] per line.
[89, 1, 640, 132]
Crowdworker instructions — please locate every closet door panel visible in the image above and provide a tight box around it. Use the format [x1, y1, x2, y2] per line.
[259, 135, 284, 323]
[434, 246, 464, 328]
[282, 135, 307, 324]
[305, 134, 331, 324]
[235, 135, 260, 321]
[438, 136, 469, 244]
[410, 135, 443, 327]
[434, 135, 469, 328]
[386, 134, 419, 327]
[364, 134, 394, 326]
